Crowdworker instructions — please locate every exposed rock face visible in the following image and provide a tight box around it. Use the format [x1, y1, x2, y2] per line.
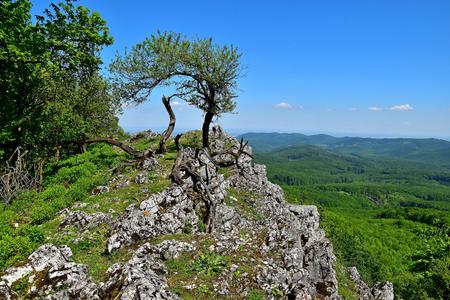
[0, 241, 194, 300]
[60, 210, 111, 229]
[106, 185, 199, 253]
[100, 241, 194, 300]
[348, 267, 394, 300]
[0, 126, 394, 299]
[0, 244, 97, 299]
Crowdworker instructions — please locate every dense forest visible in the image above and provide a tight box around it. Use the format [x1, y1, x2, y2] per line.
[245, 135, 450, 299]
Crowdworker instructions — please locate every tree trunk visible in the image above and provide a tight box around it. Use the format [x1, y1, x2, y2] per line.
[84, 138, 150, 158]
[158, 96, 176, 153]
[36, 159, 44, 192]
[202, 111, 214, 148]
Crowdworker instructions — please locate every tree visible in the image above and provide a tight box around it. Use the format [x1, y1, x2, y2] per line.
[0, 0, 115, 165]
[110, 31, 243, 148]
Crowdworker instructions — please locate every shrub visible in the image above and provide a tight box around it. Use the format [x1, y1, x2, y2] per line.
[192, 251, 226, 276]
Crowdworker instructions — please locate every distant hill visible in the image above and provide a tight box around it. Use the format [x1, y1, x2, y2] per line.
[240, 132, 450, 167]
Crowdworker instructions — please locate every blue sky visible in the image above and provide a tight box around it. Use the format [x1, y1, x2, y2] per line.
[32, 0, 450, 138]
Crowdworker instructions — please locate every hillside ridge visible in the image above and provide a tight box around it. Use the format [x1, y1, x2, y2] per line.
[0, 127, 394, 299]
[240, 132, 450, 167]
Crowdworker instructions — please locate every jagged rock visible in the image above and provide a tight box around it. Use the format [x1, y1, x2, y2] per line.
[116, 180, 131, 189]
[141, 157, 158, 171]
[371, 282, 394, 300]
[32, 263, 99, 299]
[348, 267, 394, 300]
[101, 241, 193, 299]
[209, 125, 253, 167]
[134, 171, 148, 184]
[60, 211, 111, 229]
[0, 244, 97, 299]
[0, 127, 395, 299]
[0, 280, 18, 300]
[151, 240, 195, 260]
[91, 185, 109, 195]
[106, 185, 199, 253]
[1, 245, 72, 287]
[107, 147, 227, 253]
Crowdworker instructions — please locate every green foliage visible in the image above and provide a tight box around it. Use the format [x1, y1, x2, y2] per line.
[0, 0, 116, 163]
[0, 145, 118, 270]
[247, 289, 266, 300]
[241, 132, 450, 167]
[192, 251, 227, 276]
[110, 30, 242, 147]
[253, 141, 450, 299]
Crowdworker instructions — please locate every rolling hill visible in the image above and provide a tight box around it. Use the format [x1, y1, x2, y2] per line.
[240, 132, 450, 167]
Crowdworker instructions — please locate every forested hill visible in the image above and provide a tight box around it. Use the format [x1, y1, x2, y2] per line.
[240, 132, 450, 167]
[249, 138, 450, 299]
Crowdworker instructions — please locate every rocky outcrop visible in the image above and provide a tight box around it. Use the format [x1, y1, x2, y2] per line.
[60, 211, 111, 229]
[0, 244, 98, 299]
[106, 184, 200, 253]
[0, 241, 195, 300]
[348, 267, 394, 300]
[0, 126, 394, 299]
[100, 240, 194, 299]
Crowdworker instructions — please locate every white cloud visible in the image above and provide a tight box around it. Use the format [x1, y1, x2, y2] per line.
[274, 102, 303, 110]
[349, 107, 358, 111]
[368, 106, 382, 112]
[274, 102, 293, 109]
[390, 104, 414, 111]
[171, 101, 183, 107]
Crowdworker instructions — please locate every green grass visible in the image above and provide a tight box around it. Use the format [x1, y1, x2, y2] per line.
[224, 187, 264, 221]
[0, 137, 174, 277]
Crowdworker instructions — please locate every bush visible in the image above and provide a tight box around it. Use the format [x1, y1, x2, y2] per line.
[0, 235, 36, 269]
[192, 251, 227, 276]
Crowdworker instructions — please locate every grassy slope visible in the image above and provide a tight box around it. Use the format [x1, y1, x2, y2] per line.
[0, 131, 272, 299]
[254, 144, 450, 300]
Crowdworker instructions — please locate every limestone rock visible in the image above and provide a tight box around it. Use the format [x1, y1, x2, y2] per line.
[0, 280, 18, 300]
[106, 185, 199, 253]
[60, 211, 111, 229]
[91, 185, 109, 195]
[134, 171, 148, 184]
[348, 267, 394, 300]
[100, 241, 193, 299]
[142, 157, 158, 171]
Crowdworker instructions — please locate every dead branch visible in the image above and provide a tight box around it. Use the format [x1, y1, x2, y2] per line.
[170, 149, 218, 232]
[174, 134, 183, 152]
[0, 148, 37, 204]
[212, 138, 252, 168]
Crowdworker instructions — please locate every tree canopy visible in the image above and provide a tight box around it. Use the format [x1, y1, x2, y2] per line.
[0, 0, 116, 163]
[110, 31, 243, 147]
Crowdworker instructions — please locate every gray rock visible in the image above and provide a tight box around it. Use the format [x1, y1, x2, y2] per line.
[106, 186, 199, 253]
[100, 241, 193, 299]
[0, 280, 18, 300]
[141, 157, 158, 171]
[91, 185, 109, 195]
[60, 211, 111, 229]
[116, 180, 131, 189]
[348, 267, 394, 300]
[134, 171, 148, 184]
[107, 147, 227, 253]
